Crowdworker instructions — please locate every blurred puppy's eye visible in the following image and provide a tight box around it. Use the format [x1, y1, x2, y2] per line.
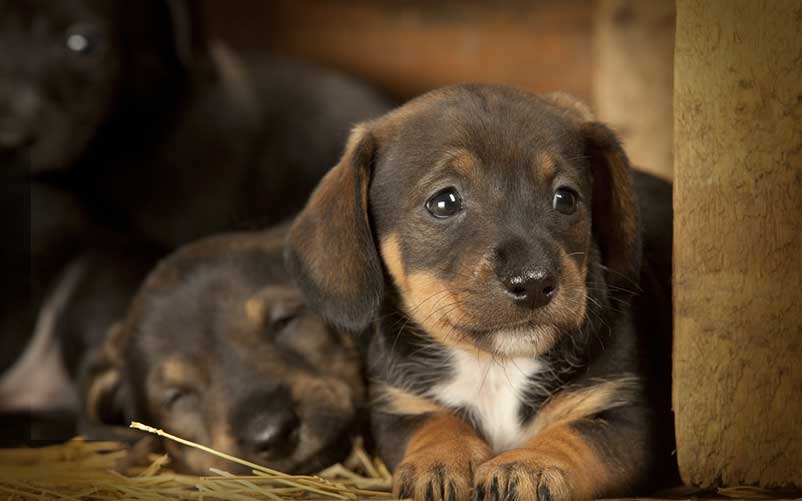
[425, 187, 463, 219]
[270, 312, 298, 334]
[65, 27, 96, 55]
[553, 187, 578, 215]
[162, 387, 196, 410]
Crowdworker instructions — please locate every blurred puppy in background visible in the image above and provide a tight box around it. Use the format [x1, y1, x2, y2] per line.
[0, 0, 390, 417]
[77, 228, 366, 475]
[287, 84, 675, 500]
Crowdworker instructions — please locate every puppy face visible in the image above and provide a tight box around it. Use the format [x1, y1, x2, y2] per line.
[86, 233, 363, 475]
[0, 0, 201, 171]
[287, 85, 639, 358]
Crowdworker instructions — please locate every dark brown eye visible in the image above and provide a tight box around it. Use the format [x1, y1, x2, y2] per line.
[425, 187, 463, 218]
[553, 187, 578, 215]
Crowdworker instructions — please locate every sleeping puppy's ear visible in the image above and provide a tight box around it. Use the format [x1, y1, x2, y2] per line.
[165, 0, 210, 70]
[285, 126, 384, 331]
[77, 323, 140, 442]
[581, 122, 642, 296]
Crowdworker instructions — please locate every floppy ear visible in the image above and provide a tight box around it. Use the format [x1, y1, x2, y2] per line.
[77, 323, 137, 440]
[542, 91, 595, 122]
[165, 0, 210, 69]
[581, 122, 642, 295]
[285, 126, 384, 331]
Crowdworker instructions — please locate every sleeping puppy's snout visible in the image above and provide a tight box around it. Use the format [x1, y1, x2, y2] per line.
[232, 386, 301, 462]
[494, 237, 560, 309]
[0, 82, 41, 150]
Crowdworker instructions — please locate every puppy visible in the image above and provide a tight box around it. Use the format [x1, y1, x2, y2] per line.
[286, 84, 675, 500]
[3, 0, 390, 245]
[1, 0, 390, 403]
[80, 228, 365, 475]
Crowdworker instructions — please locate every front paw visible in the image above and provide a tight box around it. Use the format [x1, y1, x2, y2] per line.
[394, 449, 483, 501]
[473, 455, 570, 501]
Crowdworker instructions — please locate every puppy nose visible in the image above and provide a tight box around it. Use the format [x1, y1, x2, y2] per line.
[243, 407, 300, 460]
[0, 85, 41, 149]
[501, 269, 558, 308]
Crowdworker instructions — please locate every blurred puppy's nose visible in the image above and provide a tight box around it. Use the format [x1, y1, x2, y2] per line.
[245, 407, 300, 459]
[235, 385, 301, 461]
[501, 269, 558, 308]
[0, 85, 41, 149]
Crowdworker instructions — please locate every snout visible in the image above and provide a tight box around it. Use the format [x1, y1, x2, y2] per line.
[495, 238, 561, 310]
[232, 386, 301, 462]
[0, 83, 41, 151]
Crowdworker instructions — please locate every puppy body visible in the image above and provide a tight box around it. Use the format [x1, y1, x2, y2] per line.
[287, 85, 675, 500]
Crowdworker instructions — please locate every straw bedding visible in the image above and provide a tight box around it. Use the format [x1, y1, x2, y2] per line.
[1, 422, 800, 500]
[0, 422, 392, 500]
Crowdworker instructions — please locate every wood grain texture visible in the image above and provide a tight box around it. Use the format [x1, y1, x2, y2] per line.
[673, 0, 802, 489]
[206, 0, 593, 102]
[594, 0, 675, 180]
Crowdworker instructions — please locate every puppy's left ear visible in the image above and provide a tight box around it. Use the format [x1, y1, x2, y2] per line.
[581, 122, 642, 295]
[285, 126, 384, 332]
[165, 0, 210, 69]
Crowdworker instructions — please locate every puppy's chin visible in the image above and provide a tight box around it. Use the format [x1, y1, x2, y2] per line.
[486, 324, 560, 358]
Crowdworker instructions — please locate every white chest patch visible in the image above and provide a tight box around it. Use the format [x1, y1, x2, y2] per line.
[430, 349, 545, 453]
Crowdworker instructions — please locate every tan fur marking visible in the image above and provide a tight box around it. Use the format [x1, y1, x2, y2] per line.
[394, 413, 491, 500]
[160, 358, 201, 386]
[536, 151, 558, 178]
[381, 234, 480, 351]
[244, 296, 265, 324]
[375, 384, 447, 416]
[379, 234, 407, 291]
[476, 425, 613, 500]
[447, 149, 480, 178]
[525, 377, 639, 439]
[405, 272, 478, 351]
[556, 247, 588, 329]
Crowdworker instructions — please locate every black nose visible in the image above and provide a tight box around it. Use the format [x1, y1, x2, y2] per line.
[0, 85, 41, 150]
[241, 407, 300, 460]
[501, 269, 558, 308]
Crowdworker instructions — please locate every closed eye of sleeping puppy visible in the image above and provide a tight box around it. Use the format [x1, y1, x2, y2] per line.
[79, 228, 365, 475]
[286, 84, 675, 500]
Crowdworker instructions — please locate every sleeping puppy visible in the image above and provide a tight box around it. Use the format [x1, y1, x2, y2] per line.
[80, 228, 365, 475]
[286, 84, 675, 500]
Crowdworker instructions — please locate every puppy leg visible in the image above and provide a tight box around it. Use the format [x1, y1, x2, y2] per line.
[473, 415, 647, 501]
[394, 413, 491, 501]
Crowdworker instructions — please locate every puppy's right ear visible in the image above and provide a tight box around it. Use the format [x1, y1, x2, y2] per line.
[285, 126, 383, 331]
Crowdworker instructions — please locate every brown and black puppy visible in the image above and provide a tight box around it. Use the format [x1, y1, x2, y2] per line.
[80, 229, 365, 474]
[286, 84, 675, 500]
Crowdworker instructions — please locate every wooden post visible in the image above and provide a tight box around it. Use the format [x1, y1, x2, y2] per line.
[594, 0, 675, 180]
[673, 0, 802, 489]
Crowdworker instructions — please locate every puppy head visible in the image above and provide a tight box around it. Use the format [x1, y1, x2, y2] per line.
[287, 84, 640, 357]
[0, 0, 208, 172]
[84, 231, 364, 475]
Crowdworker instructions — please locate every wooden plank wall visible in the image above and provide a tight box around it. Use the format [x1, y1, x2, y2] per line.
[205, 0, 594, 103]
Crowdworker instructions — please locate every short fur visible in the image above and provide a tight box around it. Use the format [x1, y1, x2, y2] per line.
[286, 84, 676, 500]
[78, 228, 366, 475]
